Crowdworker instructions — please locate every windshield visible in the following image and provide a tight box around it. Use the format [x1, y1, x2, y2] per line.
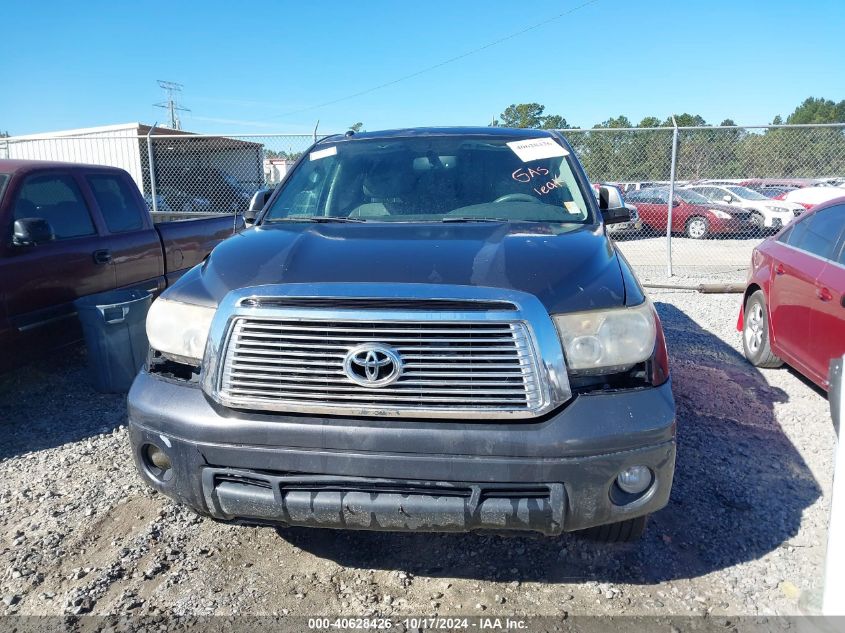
[676, 189, 711, 204]
[725, 185, 768, 200]
[263, 135, 592, 224]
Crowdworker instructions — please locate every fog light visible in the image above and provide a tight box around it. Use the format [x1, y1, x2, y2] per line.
[142, 443, 173, 481]
[147, 445, 171, 470]
[616, 465, 652, 494]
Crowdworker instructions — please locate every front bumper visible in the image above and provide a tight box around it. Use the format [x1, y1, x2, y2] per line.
[767, 213, 795, 229]
[607, 219, 643, 234]
[128, 371, 676, 535]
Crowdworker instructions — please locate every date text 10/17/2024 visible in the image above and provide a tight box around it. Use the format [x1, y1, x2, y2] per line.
[307, 616, 529, 630]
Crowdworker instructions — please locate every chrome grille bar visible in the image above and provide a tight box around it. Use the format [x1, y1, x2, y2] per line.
[218, 318, 544, 417]
[202, 283, 571, 419]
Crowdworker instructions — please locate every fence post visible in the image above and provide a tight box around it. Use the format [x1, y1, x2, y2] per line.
[666, 116, 679, 277]
[146, 123, 159, 214]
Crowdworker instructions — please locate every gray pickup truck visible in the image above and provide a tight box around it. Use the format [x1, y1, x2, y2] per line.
[128, 127, 676, 542]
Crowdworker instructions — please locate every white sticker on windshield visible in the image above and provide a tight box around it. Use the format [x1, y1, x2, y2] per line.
[506, 138, 569, 162]
[309, 146, 337, 161]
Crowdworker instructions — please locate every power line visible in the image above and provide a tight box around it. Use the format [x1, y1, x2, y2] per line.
[270, 0, 600, 119]
[154, 80, 191, 130]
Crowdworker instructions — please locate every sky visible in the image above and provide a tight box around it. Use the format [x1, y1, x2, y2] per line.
[2, 0, 843, 136]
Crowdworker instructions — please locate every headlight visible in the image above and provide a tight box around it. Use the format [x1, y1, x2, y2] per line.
[710, 209, 732, 219]
[146, 298, 216, 364]
[553, 301, 657, 374]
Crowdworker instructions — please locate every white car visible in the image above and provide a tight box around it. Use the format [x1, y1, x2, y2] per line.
[684, 184, 802, 231]
[784, 185, 845, 209]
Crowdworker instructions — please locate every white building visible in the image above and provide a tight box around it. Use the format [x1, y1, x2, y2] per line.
[0, 123, 265, 200]
[264, 157, 296, 185]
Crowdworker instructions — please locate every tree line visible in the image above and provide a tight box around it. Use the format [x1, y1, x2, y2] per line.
[494, 97, 845, 181]
[223, 97, 845, 182]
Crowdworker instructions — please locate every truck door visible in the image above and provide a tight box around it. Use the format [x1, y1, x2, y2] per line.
[84, 171, 164, 294]
[2, 171, 116, 354]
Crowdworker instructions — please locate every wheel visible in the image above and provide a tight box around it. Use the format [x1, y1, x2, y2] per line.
[579, 515, 648, 543]
[685, 216, 709, 239]
[749, 212, 766, 236]
[742, 290, 783, 368]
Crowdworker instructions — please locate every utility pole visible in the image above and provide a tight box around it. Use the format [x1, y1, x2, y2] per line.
[154, 80, 190, 130]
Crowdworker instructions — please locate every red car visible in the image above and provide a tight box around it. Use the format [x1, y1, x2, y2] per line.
[739, 198, 845, 390]
[624, 187, 751, 239]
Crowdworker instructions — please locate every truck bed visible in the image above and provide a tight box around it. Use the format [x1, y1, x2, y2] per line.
[155, 213, 244, 279]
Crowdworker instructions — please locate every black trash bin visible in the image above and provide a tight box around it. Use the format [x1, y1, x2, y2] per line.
[74, 289, 153, 393]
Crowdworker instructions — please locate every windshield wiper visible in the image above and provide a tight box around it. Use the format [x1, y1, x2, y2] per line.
[440, 217, 508, 223]
[267, 216, 366, 223]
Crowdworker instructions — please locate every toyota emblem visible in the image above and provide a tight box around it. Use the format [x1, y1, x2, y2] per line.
[343, 344, 403, 388]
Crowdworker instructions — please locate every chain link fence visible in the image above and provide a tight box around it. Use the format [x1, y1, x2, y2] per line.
[567, 123, 845, 282]
[0, 128, 318, 222]
[2, 124, 843, 282]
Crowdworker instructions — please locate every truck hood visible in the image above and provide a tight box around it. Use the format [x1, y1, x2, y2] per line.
[168, 221, 627, 314]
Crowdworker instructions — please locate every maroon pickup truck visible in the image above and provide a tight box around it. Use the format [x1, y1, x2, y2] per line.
[0, 159, 242, 370]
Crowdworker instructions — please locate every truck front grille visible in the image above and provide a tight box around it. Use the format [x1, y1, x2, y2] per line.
[217, 317, 545, 418]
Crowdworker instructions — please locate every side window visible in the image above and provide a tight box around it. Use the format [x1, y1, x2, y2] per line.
[790, 206, 845, 260]
[13, 174, 96, 240]
[87, 174, 145, 233]
[777, 225, 794, 244]
[652, 189, 669, 204]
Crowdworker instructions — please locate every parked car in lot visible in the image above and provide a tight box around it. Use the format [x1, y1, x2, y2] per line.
[167, 166, 254, 213]
[746, 185, 798, 200]
[741, 178, 832, 190]
[128, 127, 676, 542]
[0, 159, 242, 371]
[739, 198, 845, 390]
[624, 186, 752, 238]
[684, 184, 803, 232]
[157, 186, 213, 214]
[783, 186, 845, 210]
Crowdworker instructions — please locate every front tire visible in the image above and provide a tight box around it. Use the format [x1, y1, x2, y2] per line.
[743, 290, 783, 368]
[685, 216, 709, 239]
[579, 515, 648, 543]
[749, 212, 766, 236]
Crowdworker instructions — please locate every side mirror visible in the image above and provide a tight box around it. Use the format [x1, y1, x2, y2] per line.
[245, 188, 273, 224]
[723, 194, 733, 203]
[597, 185, 633, 226]
[12, 218, 54, 246]
[602, 206, 633, 225]
[597, 185, 624, 211]
[672, 198, 681, 207]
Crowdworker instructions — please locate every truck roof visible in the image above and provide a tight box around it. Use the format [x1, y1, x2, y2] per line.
[0, 158, 126, 175]
[321, 126, 559, 143]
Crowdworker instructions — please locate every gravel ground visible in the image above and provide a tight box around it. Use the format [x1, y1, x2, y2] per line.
[0, 291, 836, 621]
[615, 235, 763, 278]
